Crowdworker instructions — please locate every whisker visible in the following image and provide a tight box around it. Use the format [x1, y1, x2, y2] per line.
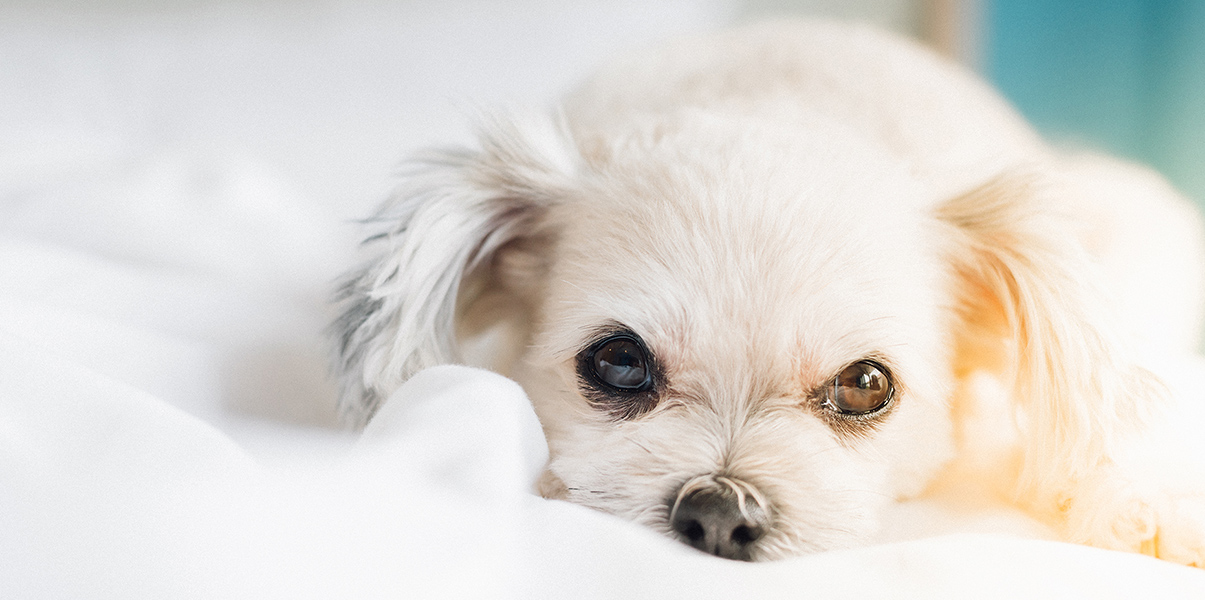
[622, 433, 655, 456]
[565, 486, 609, 496]
[796, 445, 844, 464]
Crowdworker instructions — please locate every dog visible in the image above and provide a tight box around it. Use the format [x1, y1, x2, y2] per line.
[331, 20, 1205, 564]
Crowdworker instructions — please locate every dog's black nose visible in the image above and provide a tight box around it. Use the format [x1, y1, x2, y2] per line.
[669, 483, 770, 560]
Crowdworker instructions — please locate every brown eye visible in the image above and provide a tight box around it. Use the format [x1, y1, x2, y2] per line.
[587, 335, 653, 392]
[825, 360, 893, 415]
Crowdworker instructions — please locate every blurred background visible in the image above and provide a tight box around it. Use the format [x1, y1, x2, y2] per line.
[4, 0, 1203, 217]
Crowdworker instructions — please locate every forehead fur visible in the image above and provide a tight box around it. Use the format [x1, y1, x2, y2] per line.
[538, 110, 949, 382]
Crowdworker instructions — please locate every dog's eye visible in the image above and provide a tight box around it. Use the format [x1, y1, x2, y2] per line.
[587, 335, 653, 392]
[824, 360, 893, 415]
[577, 331, 659, 420]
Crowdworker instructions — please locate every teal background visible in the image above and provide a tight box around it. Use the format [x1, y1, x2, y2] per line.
[986, 0, 1205, 206]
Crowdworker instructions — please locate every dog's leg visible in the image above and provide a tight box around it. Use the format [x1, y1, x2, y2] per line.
[1056, 156, 1205, 565]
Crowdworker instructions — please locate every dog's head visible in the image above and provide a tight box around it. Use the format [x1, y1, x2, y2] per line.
[332, 107, 1126, 560]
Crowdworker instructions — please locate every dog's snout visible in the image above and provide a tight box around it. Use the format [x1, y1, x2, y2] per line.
[669, 481, 770, 561]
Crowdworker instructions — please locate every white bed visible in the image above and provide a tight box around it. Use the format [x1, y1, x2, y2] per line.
[3, 1, 1204, 597]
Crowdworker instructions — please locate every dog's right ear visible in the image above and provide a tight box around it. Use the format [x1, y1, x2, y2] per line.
[332, 114, 578, 427]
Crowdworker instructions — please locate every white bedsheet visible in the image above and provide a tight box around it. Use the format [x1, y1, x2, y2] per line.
[4, 340, 1204, 599]
[3, 1, 1205, 598]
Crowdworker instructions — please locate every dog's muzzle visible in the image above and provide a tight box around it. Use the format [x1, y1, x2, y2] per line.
[668, 475, 771, 561]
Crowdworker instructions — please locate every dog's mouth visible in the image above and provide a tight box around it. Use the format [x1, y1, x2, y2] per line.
[667, 474, 772, 561]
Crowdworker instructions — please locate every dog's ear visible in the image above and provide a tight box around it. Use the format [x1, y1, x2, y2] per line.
[937, 172, 1166, 508]
[332, 114, 578, 426]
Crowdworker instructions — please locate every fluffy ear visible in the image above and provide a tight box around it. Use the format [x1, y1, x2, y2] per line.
[937, 172, 1166, 509]
[332, 114, 578, 426]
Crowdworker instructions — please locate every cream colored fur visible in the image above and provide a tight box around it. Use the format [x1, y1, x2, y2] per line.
[332, 20, 1205, 564]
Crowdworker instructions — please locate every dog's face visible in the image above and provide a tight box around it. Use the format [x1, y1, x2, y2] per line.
[332, 109, 1032, 560]
[491, 114, 958, 560]
[335, 23, 1202, 567]
[332, 105, 1179, 561]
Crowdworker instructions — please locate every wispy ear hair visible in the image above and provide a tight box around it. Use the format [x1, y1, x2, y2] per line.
[331, 113, 578, 426]
[938, 171, 1166, 507]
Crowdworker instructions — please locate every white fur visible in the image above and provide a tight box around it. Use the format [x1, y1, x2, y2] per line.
[332, 20, 1205, 564]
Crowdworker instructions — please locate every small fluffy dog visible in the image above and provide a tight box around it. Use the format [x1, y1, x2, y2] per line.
[332, 20, 1205, 564]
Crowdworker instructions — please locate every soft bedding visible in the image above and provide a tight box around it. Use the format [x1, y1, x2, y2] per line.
[3, 1, 1205, 598]
[4, 334, 1205, 599]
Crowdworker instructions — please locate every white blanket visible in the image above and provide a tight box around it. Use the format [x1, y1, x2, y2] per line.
[4, 342, 1204, 599]
[3, 1, 1205, 598]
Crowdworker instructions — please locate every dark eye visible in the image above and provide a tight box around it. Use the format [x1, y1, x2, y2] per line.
[824, 360, 893, 415]
[586, 334, 653, 392]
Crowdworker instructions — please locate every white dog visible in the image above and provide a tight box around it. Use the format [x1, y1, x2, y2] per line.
[332, 20, 1205, 564]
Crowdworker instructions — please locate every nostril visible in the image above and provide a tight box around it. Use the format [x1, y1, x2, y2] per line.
[731, 523, 763, 546]
[681, 519, 705, 544]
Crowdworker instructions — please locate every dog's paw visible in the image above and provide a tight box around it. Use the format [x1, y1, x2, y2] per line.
[1147, 491, 1205, 567]
[1062, 465, 1205, 568]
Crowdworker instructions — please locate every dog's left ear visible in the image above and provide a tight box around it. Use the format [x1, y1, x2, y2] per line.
[332, 114, 578, 426]
[936, 171, 1167, 510]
